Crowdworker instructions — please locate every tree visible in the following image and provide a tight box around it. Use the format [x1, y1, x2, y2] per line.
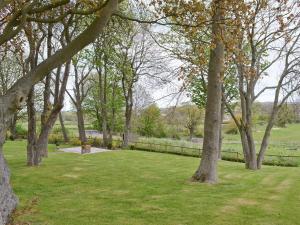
[225, 0, 300, 169]
[275, 104, 295, 127]
[67, 51, 93, 145]
[192, 0, 225, 183]
[138, 104, 165, 137]
[0, 1, 119, 223]
[116, 22, 154, 147]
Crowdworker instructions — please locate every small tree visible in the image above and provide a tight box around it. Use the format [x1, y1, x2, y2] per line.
[138, 104, 165, 138]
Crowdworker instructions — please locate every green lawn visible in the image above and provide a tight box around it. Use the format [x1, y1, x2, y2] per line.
[4, 140, 300, 225]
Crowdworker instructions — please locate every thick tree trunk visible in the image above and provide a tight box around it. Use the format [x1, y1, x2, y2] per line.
[76, 106, 87, 144]
[192, 0, 224, 183]
[218, 100, 225, 159]
[0, 97, 18, 225]
[37, 105, 63, 158]
[59, 112, 69, 143]
[0, 144, 18, 225]
[27, 87, 39, 166]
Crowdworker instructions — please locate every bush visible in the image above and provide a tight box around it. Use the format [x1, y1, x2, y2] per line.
[69, 138, 82, 146]
[48, 134, 64, 145]
[263, 157, 298, 167]
[51, 126, 69, 136]
[90, 138, 102, 147]
[15, 124, 28, 139]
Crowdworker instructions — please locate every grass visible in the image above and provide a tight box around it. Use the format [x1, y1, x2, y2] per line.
[4, 140, 300, 225]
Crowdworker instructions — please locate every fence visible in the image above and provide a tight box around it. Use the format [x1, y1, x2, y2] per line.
[128, 141, 300, 167]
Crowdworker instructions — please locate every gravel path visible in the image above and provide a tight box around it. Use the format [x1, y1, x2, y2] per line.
[59, 147, 112, 154]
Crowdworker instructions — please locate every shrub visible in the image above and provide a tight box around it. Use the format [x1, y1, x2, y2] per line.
[51, 126, 69, 136]
[69, 138, 82, 146]
[48, 134, 64, 145]
[15, 124, 28, 139]
[263, 157, 298, 167]
[90, 138, 102, 147]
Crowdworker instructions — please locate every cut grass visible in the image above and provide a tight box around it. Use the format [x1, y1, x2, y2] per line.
[4, 140, 300, 225]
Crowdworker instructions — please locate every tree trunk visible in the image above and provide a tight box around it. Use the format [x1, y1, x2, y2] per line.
[27, 87, 39, 166]
[9, 112, 18, 140]
[123, 93, 133, 148]
[98, 61, 109, 147]
[243, 96, 257, 170]
[76, 106, 87, 144]
[192, 0, 224, 183]
[37, 105, 63, 158]
[123, 108, 131, 148]
[218, 100, 225, 159]
[257, 109, 277, 169]
[245, 126, 257, 170]
[240, 129, 250, 168]
[59, 112, 69, 143]
[0, 96, 18, 225]
[0, 144, 18, 225]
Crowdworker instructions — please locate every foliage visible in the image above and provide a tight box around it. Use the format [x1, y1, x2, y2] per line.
[275, 104, 296, 128]
[48, 134, 64, 145]
[51, 126, 69, 136]
[15, 124, 28, 138]
[137, 104, 166, 138]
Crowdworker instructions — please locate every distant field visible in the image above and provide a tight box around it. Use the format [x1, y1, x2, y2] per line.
[133, 124, 300, 166]
[4, 141, 300, 225]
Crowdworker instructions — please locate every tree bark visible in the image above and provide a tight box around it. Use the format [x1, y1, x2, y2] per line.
[123, 92, 133, 148]
[0, 96, 18, 225]
[218, 100, 225, 159]
[27, 87, 39, 166]
[59, 112, 69, 143]
[9, 112, 18, 140]
[76, 105, 87, 144]
[0, 144, 18, 225]
[257, 108, 277, 169]
[192, 0, 224, 183]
